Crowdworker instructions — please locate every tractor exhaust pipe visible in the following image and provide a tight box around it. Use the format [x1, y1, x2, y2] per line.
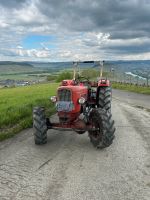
[100, 60, 104, 78]
[73, 62, 78, 80]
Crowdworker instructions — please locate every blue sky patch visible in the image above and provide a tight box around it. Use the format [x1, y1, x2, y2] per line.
[23, 35, 56, 49]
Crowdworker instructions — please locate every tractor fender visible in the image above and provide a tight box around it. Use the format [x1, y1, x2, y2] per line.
[96, 79, 111, 101]
[98, 79, 110, 87]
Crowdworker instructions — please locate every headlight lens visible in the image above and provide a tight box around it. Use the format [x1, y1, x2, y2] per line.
[78, 97, 86, 104]
[50, 96, 57, 103]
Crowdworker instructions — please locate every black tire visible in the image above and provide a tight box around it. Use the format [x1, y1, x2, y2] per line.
[88, 109, 115, 149]
[98, 86, 112, 113]
[33, 107, 47, 145]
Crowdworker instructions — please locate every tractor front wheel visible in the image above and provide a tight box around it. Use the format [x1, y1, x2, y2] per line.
[33, 107, 47, 145]
[88, 109, 115, 148]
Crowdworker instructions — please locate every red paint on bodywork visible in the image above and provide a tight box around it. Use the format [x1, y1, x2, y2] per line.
[98, 79, 110, 87]
[61, 80, 75, 86]
[57, 85, 88, 122]
[49, 121, 93, 131]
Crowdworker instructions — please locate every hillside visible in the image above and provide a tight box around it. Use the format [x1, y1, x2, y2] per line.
[106, 60, 150, 78]
[1, 60, 150, 76]
[0, 61, 44, 75]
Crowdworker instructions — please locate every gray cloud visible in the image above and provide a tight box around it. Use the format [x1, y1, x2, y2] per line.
[37, 0, 150, 39]
[0, 0, 26, 8]
[0, 0, 150, 61]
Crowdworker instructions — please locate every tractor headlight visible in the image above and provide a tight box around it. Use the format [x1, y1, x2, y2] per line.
[78, 97, 86, 104]
[50, 96, 57, 103]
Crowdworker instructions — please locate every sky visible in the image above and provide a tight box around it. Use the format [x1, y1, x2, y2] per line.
[0, 0, 150, 61]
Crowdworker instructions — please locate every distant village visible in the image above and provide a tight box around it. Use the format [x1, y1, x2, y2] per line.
[0, 79, 40, 88]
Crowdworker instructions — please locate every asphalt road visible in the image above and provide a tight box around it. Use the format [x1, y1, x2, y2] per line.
[0, 89, 150, 200]
[112, 89, 150, 110]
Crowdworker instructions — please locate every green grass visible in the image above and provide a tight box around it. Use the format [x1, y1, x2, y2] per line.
[0, 83, 58, 141]
[112, 82, 150, 95]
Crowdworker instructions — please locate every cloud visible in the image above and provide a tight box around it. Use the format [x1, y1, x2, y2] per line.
[0, 0, 26, 8]
[36, 0, 150, 38]
[0, 0, 150, 61]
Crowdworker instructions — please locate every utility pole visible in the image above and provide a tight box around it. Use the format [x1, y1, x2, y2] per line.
[113, 70, 115, 82]
[136, 76, 139, 86]
[129, 75, 132, 85]
[146, 77, 149, 87]
[124, 73, 126, 83]
[100, 60, 104, 78]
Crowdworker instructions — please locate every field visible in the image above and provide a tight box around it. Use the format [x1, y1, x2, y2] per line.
[0, 83, 58, 141]
[112, 82, 150, 95]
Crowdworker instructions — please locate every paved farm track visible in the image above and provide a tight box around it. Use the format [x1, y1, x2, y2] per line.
[0, 89, 150, 200]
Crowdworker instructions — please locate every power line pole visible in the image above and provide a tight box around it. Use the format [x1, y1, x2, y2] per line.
[136, 76, 139, 85]
[146, 77, 149, 87]
[129, 75, 131, 85]
[124, 73, 126, 83]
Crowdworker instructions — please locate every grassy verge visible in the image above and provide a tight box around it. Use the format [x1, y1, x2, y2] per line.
[112, 82, 150, 95]
[0, 83, 58, 141]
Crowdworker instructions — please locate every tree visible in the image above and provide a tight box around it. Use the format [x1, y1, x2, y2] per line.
[81, 69, 98, 78]
[56, 71, 73, 82]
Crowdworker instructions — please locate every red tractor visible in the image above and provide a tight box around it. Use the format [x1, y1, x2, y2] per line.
[33, 61, 115, 148]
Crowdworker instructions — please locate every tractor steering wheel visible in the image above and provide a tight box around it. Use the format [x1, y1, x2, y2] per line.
[76, 76, 90, 86]
[77, 76, 89, 83]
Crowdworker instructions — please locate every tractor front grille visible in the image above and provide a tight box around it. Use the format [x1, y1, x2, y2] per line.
[58, 89, 71, 101]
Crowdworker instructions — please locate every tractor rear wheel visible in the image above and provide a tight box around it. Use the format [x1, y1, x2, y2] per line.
[33, 107, 47, 145]
[88, 109, 115, 149]
[98, 87, 111, 113]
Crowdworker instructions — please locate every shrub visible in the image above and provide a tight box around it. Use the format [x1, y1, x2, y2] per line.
[56, 71, 72, 82]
